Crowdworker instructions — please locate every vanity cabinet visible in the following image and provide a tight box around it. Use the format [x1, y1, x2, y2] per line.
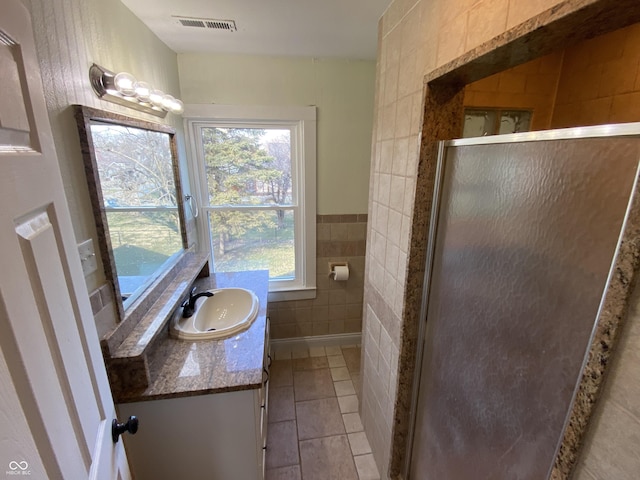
[118, 319, 270, 480]
[111, 270, 271, 480]
[119, 383, 268, 480]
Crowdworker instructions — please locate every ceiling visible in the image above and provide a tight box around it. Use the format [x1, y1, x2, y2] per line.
[120, 0, 391, 59]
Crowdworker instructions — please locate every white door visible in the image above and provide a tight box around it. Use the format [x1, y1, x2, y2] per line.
[0, 1, 131, 478]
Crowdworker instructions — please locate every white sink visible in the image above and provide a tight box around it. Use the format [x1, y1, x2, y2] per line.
[170, 288, 259, 341]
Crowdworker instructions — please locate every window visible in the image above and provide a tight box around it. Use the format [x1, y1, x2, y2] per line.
[463, 108, 532, 138]
[186, 105, 316, 299]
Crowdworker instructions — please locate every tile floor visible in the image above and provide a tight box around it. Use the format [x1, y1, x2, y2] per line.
[265, 345, 380, 480]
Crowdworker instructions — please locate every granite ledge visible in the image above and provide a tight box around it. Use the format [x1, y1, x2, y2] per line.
[111, 252, 210, 360]
[114, 270, 270, 404]
[101, 251, 210, 357]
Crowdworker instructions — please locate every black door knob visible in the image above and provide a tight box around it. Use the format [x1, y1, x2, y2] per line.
[112, 415, 139, 443]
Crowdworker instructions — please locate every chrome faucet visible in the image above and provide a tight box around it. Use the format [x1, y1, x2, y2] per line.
[181, 287, 214, 318]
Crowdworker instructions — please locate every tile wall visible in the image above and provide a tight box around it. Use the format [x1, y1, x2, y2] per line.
[268, 214, 368, 339]
[464, 51, 565, 131]
[362, 0, 580, 476]
[551, 22, 640, 127]
[463, 21, 640, 132]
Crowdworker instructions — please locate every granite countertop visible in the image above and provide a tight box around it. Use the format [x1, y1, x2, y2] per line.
[116, 270, 269, 404]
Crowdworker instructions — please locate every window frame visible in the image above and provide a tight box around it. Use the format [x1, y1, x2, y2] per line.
[185, 105, 316, 300]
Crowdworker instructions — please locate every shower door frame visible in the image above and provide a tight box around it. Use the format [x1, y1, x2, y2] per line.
[405, 122, 640, 479]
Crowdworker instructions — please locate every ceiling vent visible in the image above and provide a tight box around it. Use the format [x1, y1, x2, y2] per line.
[173, 16, 237, 32]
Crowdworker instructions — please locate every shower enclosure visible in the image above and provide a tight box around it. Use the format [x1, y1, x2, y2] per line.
[408, 125, 640, 479]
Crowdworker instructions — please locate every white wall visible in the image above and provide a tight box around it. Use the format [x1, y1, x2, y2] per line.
[178, 54, 376, 214]
[24, 0, 187, 293]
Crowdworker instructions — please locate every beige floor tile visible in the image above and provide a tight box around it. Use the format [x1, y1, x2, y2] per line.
[293, 356, 328, 371]
[296, 397, 345, 440]
[342, 347, 361, 374]
[348, 432, 372, 456]
[325, 345, 343, 355]
[293, 368, 335, 401]
[351, 373, 362, 397]
[268, 386, 295, 423]
[354, 454, 380, 480]
[265, 465, 301, 480]
[266, 420, 299, 469]
[334, 379, 356, 396]
[327, 354, 347, 368]
[331, 366, 351, 381]
[309, 346, 326, 357]
[338, 394, 359, 414]
[270, 360, 293, 388]
[267, 344, 376, 479]
[299, 435, 358, 480]
[342, 412, 364, 433]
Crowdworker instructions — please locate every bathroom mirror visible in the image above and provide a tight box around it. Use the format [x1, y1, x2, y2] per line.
[74, 105, 187, 322]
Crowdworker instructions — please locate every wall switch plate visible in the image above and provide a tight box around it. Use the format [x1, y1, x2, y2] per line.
[78, 239, 98, 276]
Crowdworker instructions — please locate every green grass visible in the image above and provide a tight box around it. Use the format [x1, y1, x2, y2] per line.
[215, 238, 295, 278]
[107, 211, 182, 275]
[106, 210, 296, 278]
[210, 211, 296, 278]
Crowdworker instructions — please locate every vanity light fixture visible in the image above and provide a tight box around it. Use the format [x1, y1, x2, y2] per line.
[89, 63, 184, 118]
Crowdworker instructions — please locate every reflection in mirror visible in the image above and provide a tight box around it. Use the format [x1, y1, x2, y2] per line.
[91, 122, 183, 299]
[74, 106, 187, 322]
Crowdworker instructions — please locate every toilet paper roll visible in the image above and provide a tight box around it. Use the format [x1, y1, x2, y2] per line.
[333, 265, 349, 281]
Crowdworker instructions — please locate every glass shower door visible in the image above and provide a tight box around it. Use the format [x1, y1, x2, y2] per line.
[409, 127, 640, 479]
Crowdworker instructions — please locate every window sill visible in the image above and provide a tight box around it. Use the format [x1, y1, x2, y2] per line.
[268, 287, 316, 302]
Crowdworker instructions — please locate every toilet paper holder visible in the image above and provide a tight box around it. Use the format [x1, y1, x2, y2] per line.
[328, 262, 349, 279]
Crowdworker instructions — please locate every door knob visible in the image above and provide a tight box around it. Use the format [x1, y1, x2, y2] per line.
[112, 415, 139, 443]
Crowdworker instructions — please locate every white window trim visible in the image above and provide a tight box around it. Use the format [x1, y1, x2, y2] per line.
[184, 104, 316, 301]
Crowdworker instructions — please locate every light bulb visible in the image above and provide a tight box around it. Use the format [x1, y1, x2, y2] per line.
[149, 89, 165, 107]
[160, 94, 176, 111]
[114, 72, 136, 96]
[134, 81, 152, 102]
[160, 95, 184, 114]
[169, 99, 184, 114]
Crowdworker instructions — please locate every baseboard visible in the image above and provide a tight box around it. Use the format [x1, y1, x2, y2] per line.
[270, 332, 361, 351]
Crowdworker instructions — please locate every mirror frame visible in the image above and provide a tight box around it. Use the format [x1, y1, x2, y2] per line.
[73, 105, 188, 323]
